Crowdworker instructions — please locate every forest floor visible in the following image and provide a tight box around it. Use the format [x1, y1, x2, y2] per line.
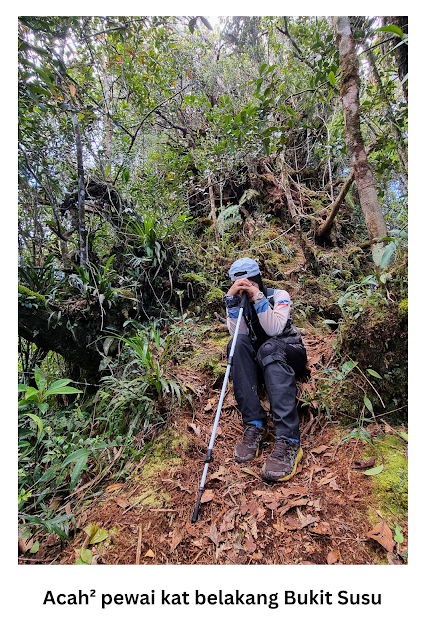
[20, 327, 407, 566]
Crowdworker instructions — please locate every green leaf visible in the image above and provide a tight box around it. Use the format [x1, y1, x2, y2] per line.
[259, 63, 268, 76]
[123, 167, 130, 183]
[44, 386, 82, 397]
[376, 24, 405, 40]
[341, 360, 358, 373]
[380, 242, 396, 269]
[364, 464, 384, 476]
[364, 396, 373, 413]
[62, 448, 90, 467]
[90, 528, 109, 545]
[18, 384, 29, 392]
[103, 337, 115, 355]
[199, 16, 213, 30]
[24, 413, 43, 435]
[34, 365, 45, 392]
[69, 451, 90, 491]
[323, 319, 337, 325]
[75, 558, 86, 564]
[394, 524, 404, 543]
[105, 164, 111, 178]
[30, 540, 40, 553]
[80, 548, 93, 564]
[399, 431, 408, 442]
[47, 379, 73, 391]
[25, 387, 39, 401]
[328, 70, 336, 86]
[367, 369, 382, 379]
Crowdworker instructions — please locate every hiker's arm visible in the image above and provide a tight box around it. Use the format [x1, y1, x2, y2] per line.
[254, 289, 291, 336]
[224, 294, 249, 337]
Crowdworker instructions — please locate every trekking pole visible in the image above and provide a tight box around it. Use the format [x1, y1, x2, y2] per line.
[191, 291, 247, 523]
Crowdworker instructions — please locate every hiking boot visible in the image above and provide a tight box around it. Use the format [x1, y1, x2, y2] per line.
[234, 422, 268, 463]
[261, 436, 303, 482]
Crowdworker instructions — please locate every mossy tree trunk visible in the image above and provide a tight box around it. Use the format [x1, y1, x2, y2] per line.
[333, 16, 388, 266]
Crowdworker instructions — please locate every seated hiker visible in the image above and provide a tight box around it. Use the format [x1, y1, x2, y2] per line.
[224, 257, 307, 482]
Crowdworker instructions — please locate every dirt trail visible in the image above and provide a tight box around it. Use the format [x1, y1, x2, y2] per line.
[31, 329, 394, 566]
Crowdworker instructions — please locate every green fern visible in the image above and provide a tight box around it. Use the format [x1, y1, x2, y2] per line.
[217, 205, 242, 234]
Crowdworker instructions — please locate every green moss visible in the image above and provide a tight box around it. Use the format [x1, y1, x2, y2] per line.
[18, 285, 46, 307]
[398, 298, 408, 320]
[113, 288, 135, 299]
[205, 287, 224, 304]
[364, 433, 408, 522]
[181, 273, 208, 289]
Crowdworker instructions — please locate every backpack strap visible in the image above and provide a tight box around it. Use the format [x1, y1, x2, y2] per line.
[266, 287, 275, 308]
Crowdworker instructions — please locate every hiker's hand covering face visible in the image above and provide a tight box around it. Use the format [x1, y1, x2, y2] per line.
[227, 278, 259, 301]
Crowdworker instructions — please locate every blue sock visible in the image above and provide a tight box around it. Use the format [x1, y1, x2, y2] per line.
[251, 420, 263, 428]
[277, 436, 299, 442]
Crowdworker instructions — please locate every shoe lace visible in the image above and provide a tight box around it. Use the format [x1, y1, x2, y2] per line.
[270, 438, 288, 461]
[242, 424, 261, 447]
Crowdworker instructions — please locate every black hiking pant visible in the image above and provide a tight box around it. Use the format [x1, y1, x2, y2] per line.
[227, 334, 307, 440]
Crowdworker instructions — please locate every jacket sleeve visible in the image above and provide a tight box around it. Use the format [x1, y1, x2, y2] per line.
[225, 297, 249, 337]
[253, 289, 291, 336]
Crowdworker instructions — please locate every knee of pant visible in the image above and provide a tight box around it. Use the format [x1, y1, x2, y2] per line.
[257, 340, 286, 370]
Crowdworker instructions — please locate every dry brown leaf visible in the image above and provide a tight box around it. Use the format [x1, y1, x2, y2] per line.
[256, 506, 266, 522]
[219, 507, 239, 533]
[327, 549, 340, 564]
[277, 498, 309, 515]
[387, 552, 403, 565]
[115, 497, 130, 509]
[309, 521, 332, 535]
[200, 490, 214, 503]
[188, 422, 201, 437]
[318, 474, 338, 486]
[204, 398, 217, 412]
[260, 398, 270, 411]
[272, 522, 288, 533]
[170, 528, 184, 552]
[210, 466, 227, 481]
[145, 549, 155, 558]
[265, 501, 280, 511]
[208, 425, 222, 436]
[352, 458, 376, 469]
[329, 479, 341, 491]
[206, 523, 220, 546]
[250, 551, 263, 560]
[191, 539, 204, 548]
[240, 467, 260, 478]
[310, 445, 329, 454]
[105, 483, 124, 493]
[297, 508, 320, 529]
[367, 520, 395, 553]
[18, 537, 32, 554]
[186, 522, 197, 537]
[244, 533, 257, 553]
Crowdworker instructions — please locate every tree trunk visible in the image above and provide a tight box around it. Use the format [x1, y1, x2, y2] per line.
[18, 291, 136, 377]
[72, 112, 88, 267]
[19, 300, 102, 376]
[207, 175, 220, 242]
[317, 168, 354, 238]
[334, 16, 388, 266]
